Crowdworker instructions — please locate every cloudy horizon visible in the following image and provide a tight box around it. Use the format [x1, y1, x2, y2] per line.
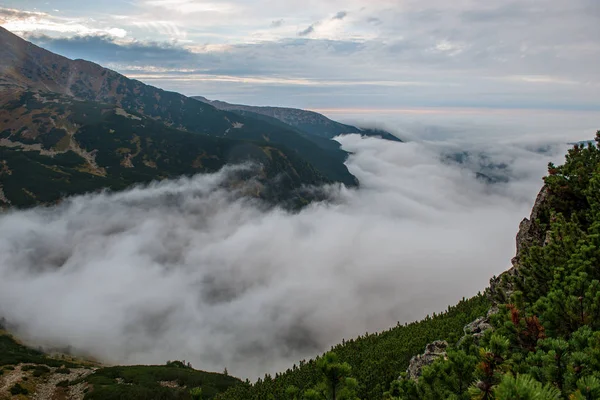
[1, 0, 599, 111]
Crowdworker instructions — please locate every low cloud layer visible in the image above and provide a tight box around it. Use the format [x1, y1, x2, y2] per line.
[0, 135, 567, 379]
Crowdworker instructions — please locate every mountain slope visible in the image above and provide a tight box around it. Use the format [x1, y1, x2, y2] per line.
[214, 295, 490, 400]
[193, 96, 402, 142]
[0, 89, 330, 208]
[0, 26, 357, 188]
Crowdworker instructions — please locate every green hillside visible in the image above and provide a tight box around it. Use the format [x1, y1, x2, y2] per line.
[0, 90, 330, 208]
[0, 26, 358, 188]
[215, 295, 490, 400]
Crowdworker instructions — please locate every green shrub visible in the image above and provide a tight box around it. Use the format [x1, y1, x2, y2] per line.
[10, 383, 29, 395]
[56, 379, 70, 387]
[23, 364, 51, 377]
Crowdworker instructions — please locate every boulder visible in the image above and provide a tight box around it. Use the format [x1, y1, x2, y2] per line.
[405, 340, 448, 381]
[463, 316, 493, 343]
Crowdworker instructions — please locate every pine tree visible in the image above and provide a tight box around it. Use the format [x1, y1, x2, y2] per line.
[304, 352, 359, 400]
[493, 374, 560, 400]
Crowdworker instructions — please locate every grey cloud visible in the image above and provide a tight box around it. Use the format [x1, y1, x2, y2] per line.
[0, 133, 568, 379]
[332, 11, 347, 20]
[27, 34, 201, 67]
[460, 2, 530, 23]
[270, 19, 284, 27]
[298, 23, 317, 36]
[0, 7, 44, 19]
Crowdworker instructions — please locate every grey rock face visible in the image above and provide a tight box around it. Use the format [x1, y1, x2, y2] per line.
[405, 340, 448, 380]
[463, 316, 493, 342]
[489, 185, 549, 302]
[513, 185, 549, 265]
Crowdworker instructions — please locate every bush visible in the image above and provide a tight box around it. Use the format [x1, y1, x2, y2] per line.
[23, 364, 51, 377]
[56, 367, 72, 374]
[10, 383, 29, 395]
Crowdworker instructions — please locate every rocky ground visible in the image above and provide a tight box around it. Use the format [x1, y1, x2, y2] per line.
[0, 364, 95, 400]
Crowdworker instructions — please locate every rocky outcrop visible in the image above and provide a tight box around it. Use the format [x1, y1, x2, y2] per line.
[464, 317, 492, 340]
[394, 185, 555, 385]
[460, 306, 498, 345]
[405, 340, 448, 380]
[400, 185, 553, 383]
[512, 185, 549, 265]
[489, 185, 550, 302]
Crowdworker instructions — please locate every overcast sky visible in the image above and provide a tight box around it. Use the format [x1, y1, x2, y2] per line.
[1, 0, 599, 110]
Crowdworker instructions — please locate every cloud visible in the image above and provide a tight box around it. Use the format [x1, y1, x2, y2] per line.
[270, 19, 284, 28]
[298, 23, 317, 36]
[27, 34, 198, 67]
[0, 134, 569, 379]
[460, 3, 524, 23]
[141, 0, 237, 14]
[332, 11, 348, 20]
[0, 8, 46, 19]
[3, 0, 600, 110]
[0, 6, 127, 38]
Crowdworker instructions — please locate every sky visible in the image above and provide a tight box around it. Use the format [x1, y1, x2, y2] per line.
[0, 0, 599, 111]
[0, 134, 570, 379]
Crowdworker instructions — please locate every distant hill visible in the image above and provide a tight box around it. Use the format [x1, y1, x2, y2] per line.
[193, 96, 402, 142]
[0, 26, 358, 209]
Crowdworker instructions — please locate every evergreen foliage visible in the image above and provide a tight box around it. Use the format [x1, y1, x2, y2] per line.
[385, 132, 600, 399]
[215, 295, 490, 399]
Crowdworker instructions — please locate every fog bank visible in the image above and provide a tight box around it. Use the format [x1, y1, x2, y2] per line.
[0, 134, 568, 379]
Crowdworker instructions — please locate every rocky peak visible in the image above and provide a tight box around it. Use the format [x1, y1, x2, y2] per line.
[512, 185, 549, 266]
[489, 185, 550, 302]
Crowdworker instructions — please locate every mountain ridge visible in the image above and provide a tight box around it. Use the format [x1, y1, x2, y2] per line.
[193, 95, 402, 142]
[0, 26, 359, 208]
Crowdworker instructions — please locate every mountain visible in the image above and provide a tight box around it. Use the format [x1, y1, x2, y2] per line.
[0, 90, 332, 208]
[0, 26, 358, 208]
[193, 96, 402, 142]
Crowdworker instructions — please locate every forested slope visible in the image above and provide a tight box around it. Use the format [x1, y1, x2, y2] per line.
[215, 295, 491, 400]
[0, 90, 329, 208]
